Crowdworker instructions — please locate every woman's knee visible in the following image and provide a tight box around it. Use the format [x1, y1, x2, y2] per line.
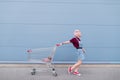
[77, 60, 82, 64]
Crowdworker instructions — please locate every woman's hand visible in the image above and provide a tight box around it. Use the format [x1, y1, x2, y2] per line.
[82, 48, 86, 53]
[56, 43, 62, 46]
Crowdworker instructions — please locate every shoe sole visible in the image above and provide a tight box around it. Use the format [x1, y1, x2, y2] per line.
[73, 73, 81, 76]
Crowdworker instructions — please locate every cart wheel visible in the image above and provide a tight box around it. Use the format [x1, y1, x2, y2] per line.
[52, 68, 57, 77]
[31, 68, 36, 75]
[53, 72, 57, 77]
[31, 72, 36, 75]
[33, 68, 36, 72]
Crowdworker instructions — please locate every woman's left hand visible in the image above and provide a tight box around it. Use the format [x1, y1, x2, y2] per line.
[82, 48, 86, 53]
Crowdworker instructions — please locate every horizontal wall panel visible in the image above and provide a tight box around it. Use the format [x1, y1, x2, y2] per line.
[0, 0, 120, 63]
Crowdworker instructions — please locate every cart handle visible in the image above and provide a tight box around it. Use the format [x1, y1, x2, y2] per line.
[27, 49, 32, 53]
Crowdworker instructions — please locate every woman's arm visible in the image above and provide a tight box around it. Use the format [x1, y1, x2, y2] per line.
[62, 40, 71, 45]
[56, 40, 71, 46]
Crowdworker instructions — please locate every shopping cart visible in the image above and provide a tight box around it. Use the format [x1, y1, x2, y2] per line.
[27, 46, 57, 76]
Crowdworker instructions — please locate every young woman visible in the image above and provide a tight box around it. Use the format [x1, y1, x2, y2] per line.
[56, 29, 86, 76]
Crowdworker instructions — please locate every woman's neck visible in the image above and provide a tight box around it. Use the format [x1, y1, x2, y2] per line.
[75, 36, 80, 38]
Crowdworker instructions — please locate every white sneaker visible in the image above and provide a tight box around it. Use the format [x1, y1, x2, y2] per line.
[73, 71, 81, 76]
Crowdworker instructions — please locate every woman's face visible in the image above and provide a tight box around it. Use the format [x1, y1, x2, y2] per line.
[74, 30, 82, 37]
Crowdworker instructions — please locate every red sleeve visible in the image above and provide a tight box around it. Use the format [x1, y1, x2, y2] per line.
[70, 38, 75, 43]
[70, 38, 79, 49]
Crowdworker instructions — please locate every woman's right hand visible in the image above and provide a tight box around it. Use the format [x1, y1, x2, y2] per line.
[56, 43, 62, 46]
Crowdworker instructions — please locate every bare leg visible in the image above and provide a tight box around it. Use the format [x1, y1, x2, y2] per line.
[71, 60, 82, 72]
[74, 65, 80, 72]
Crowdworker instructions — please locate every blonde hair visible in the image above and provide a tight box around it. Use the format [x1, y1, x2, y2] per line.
[74, 29, 80, 33]
[73, 29, 81, 37]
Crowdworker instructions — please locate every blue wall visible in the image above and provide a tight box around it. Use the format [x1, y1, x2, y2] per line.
[0, 0, 120, 63]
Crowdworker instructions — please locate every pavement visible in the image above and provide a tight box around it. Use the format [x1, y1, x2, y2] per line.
[0, 64, 120, 80]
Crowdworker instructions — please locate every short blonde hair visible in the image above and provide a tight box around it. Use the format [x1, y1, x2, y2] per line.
[74, 29, 81, 36]
[74, 29, 80, 33]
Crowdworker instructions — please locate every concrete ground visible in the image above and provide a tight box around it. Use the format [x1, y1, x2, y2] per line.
[0, 64, 120, 80]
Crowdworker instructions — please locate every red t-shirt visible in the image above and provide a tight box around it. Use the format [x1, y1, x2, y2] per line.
[70, 37, 80, 49]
